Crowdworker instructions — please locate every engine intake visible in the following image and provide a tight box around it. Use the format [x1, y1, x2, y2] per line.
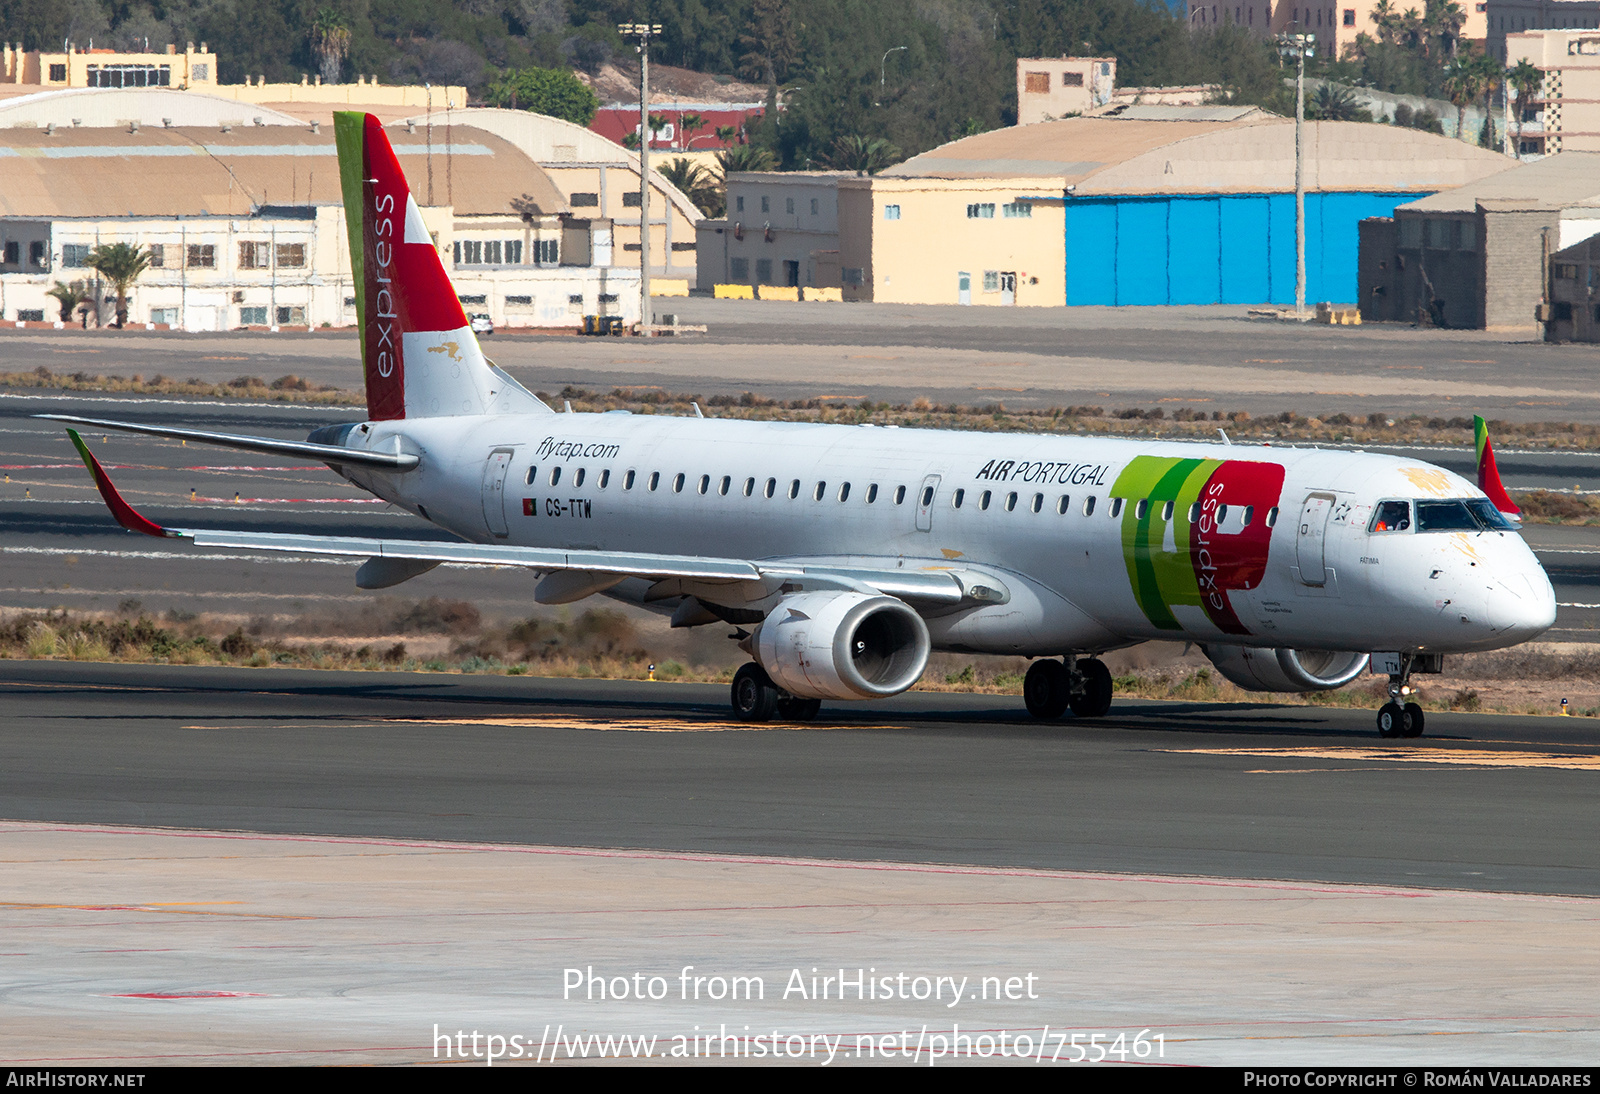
[756, 591, 930, 700]
[1202, 645, 1370, 693]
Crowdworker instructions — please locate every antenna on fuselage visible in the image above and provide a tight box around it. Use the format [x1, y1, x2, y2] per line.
[1217, 428, 1232, 446]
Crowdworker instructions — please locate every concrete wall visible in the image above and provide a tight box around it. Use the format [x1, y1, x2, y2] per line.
[1547, 231, 1600, 340]
[1483, 208, 1560, 331]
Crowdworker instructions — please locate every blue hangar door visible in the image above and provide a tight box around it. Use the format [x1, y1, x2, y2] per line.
[1064, 192, 1421, 306]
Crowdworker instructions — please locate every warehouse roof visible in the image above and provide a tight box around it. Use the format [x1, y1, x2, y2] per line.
[886, 117, 1512, 195]
[1397, 152, 1600, 213]
[0, 122, 568, 219]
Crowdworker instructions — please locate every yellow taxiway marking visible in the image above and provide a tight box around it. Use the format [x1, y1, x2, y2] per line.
[379, 716, 905, 733]
[1162, 747, 1600, 772]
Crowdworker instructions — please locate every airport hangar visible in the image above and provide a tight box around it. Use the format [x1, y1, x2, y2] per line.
[829, 107, 1512, 308]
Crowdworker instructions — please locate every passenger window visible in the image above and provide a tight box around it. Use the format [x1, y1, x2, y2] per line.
[1161, 500, 1174, 521]
[720, 475, 731, 496]
[979, 490, 992, 511]
[765, 477, 777, 499]
[867, 483, 879, 503]
[1370, 500, 1411, 533]
[525, 466, 538, 485]
[624, 469, 636, 490]
[549, 467, 562, 487]
[1005, 492, 1018, 512]
[952, 488, 965, 508]
[838, 482, 850, 502]
[1134, 498, 1148, 519]
[1109, 497, 1123, 518]
[1031, 493, 1043, 513]
[1189, 502, 1200, 522]
[697, 474, 709, 495]
[1267, 506, 1279, 527]
[895, 485, 906, 505]
[1242, 505, 1254, 527]
[599, 470, 610, 489]
[649, 471, 660, 491]
[813, 481, 826, 501]
[674, 473, 686, 493]
[1083, 496, 1096, 516]
[1057, 495, 1069, 515]
[790, 479, 801, 500]
[1217, 504, 1229, 527]
[920, 485, 934, 507]
[573, 468, 586, 487]
[744, 477, 755, 497]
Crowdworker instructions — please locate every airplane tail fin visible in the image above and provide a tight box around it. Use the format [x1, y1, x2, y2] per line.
[1474, 415, 1521, 519]
[333, 111, 549, 421]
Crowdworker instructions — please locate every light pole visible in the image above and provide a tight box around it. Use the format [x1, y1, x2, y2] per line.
[1276, 31, 1316, 318]
[878, 46, 906, 105]
[619, 22, 662, 333]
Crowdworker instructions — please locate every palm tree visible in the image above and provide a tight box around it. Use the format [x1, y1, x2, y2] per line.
[714, 124, 738, 146]
[659, 157, 723, 217]
[84, 243, 151, 329]
[679, 112, 705, 150]
[821, 134, 901, 176]
[1311, 83, 1362, 120]
[45, 280, 89, 323]
[715, 144, 779, 174]
[1371, 0, 1400, 44]
[1508, 58, 1543, 154]
[312, 9, 351, 86]
[1442, 54, 1485, 141]
[1431, 0, 1467, 57]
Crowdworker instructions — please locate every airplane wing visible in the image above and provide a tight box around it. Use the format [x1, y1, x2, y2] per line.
[38, 413, 418, 471]
[63, 429, 985, 607]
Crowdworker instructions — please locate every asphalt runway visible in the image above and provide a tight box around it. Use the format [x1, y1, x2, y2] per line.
[5, 661, 1600, 896]
[5, 302, 1600, 421]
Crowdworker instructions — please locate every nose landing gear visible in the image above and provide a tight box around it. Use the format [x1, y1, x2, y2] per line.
[1376, 653, 1424, 738]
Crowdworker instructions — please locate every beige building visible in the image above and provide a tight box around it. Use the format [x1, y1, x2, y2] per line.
[1016, 58, 1116, 124]
[402, 108, 701, 283]
[1490, 0, 1600, 58]
[1505, 28, 1600, 154]
[1187, 0, 1487, 59]
[695, 172, 847, 291]
[0, 41, 217, 89]
[0, 124, 638, 331]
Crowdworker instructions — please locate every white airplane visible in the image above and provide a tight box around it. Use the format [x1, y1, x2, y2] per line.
[48, 113, 1556, 739]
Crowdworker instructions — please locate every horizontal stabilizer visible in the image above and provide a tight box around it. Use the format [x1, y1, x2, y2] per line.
[39, 414, 419, 470]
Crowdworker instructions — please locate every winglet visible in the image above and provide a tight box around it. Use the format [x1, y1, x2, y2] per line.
[66, 428, 177, 538]
[1474, 415, 1521, 520]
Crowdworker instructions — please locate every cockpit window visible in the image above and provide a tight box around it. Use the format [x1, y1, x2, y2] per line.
[1369, 500, 1411, 533]
[1464, 498, 1520, 531]
[1415, 500, 1481, 532]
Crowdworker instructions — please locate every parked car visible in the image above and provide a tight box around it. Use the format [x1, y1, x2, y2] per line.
[469, 313, 493, 336]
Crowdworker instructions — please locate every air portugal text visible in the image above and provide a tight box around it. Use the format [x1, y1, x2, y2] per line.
[975, 458, 1110, 486]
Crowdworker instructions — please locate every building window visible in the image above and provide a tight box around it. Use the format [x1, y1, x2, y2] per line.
[456, 240, 484, 264]
[148, 244, 164, 268]
[276, 243, 306, 268]
[736, 196, 744, 212]
[458, 294, 487, 304]
[598, 293, 618, 304]
[187, 244, 215, 268]
[29, 241, 45, 267]
[240, 306, 267, 325]
[571, 193, 599, 207]
[16, 309, 43, 321]
[884, 204, 901, 220]
[730, 257, 750, 281]
[786, 197, 795, 214]
[761, 196, 770, 213]
[505, 295, 532, 306]
[671, 241, 696, 251]
[534, 239, 558, 264]
[48, 63, 65, 82]
[86, 63, 172, 88]
[62, 243, 91, 267]
[151, 307, 178, 325]
[1002, 202, 1032, 218]
[756, 258, 772, 283]
[842, 267, 863, 285]
[983, 270, 999, 292]
[1343, 7, 1355, 23]
[1062, 71, 1084, 87]
[506, 240, 523, 264]
[622, 191, 641, 207]
[966, 203, 995, 218]
[1025, 71, 1049, 93]
[811, 198, 819, 215]
[276, 306, 305, 325]
[239, 241, 269, 269]
[190, 63, 208, 81]
[485, 240, 502, 264]
[3, 241, 17, 265]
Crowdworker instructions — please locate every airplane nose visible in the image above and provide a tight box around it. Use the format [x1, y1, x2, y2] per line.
[1483, 567, 1557, 644]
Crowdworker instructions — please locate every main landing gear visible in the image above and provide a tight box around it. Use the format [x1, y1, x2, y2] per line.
[730, 662, 822, 723]
[1024, 656, 1113, 720]
[1376, 653, 1424, 739]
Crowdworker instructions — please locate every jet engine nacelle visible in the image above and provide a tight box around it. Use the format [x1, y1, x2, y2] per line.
[756, 591, 930, 700]
[1202, 645, 1371, 693]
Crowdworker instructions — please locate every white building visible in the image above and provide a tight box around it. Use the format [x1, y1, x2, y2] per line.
[0, 121, 638, 331]
[695, 172, 848, 291]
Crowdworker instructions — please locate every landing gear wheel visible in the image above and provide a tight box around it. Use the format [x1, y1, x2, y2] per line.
[1069, 658, 1114, 718]
[1377, 702, 1405, 738]
[1402, 702, 1425, 738]
[731, 662, 779, 722]
[777, 696, 822, 721]
[1024, 659, 1071, 719]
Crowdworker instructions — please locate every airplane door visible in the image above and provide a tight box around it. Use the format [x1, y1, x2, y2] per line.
[481, 448, 513, 538]
[915, 474, 941, 532]
[1296, 493, 1334, 586]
